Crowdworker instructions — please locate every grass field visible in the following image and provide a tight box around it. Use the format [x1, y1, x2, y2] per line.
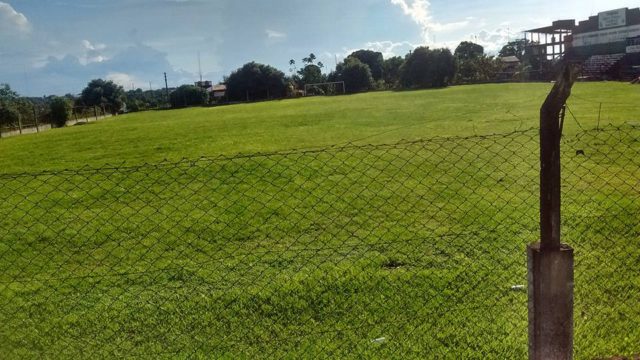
[0, 82, 638, 173]
[0, 83, 638, 359]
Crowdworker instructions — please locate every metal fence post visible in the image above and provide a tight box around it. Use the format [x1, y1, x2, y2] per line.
[528, 62, 576, 360]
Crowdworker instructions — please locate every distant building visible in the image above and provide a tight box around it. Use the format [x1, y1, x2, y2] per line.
[499, 56, 521, 65]
[211, 84, 227, 99]
[524, 7, 640, 80]
[498, 56, 521, 80]
[195, 81, 213, 90]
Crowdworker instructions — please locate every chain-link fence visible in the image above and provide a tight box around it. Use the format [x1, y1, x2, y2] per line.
[0, 124, 638, 359]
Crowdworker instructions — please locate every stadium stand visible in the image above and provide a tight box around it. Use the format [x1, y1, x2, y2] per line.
[524, 7, 640, 80]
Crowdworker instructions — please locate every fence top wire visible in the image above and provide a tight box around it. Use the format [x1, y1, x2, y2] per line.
[0, 122, 637, 180]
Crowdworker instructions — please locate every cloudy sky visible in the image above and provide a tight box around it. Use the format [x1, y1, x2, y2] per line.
[1, 0, 637, 96]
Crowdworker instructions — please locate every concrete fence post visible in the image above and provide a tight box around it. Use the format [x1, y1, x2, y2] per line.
[529, 61, 577, 360]
[528, 244, 574, 359]
[33, 105, 39, 132]
[18, 112, 23, 134]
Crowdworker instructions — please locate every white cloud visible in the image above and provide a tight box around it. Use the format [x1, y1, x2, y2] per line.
[82, 40, 106, 51]
[81, 40, 107, 64]
[0, 2, 31, 35]
[361, 40, 418, 58]
[390, 0, 432, 42]
[474, 28, 511, 54]
[106, 72, 140, 89]
[390, 0, 470, 43]
[266, 29, 286, 39]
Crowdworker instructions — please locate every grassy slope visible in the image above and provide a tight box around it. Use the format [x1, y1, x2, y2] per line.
[0, 82, 638, 173]
[0, 83, 638, 358]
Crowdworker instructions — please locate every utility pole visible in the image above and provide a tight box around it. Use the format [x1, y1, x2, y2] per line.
[164, 72, 170, 107]
[198, 51, 203, 83]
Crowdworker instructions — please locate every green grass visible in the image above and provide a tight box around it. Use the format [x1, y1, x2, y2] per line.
[0, 83, 638, 359]
[0, 82, 638, 173]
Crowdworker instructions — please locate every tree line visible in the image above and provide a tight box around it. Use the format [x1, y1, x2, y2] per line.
[221, 41, 524, 103]
[0, 79, 132, 130]
[1, 40, 546, 128]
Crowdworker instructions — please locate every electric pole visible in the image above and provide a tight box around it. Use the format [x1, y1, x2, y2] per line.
[164, 72, 170, 107]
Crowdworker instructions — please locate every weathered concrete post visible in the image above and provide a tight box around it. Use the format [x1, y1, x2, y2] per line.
[33, 105, 39, 132]
[529, 62, 577, 360]
[17, 112, 23, 134]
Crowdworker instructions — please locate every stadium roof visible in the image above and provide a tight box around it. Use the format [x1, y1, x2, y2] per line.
[525, 20, 576, 34]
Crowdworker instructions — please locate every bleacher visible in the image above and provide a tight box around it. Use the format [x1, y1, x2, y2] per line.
[580, 53, 626, 79]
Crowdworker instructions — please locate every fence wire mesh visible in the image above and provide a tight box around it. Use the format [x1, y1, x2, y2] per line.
[0, 124, 638, 359]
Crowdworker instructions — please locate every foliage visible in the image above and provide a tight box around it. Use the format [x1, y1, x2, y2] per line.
[288, 59, 297, 75]
[294, 53, 326, 87]
[80, 79, 126, 114]
[302, 53, 317, 65]
[400, 47, 456, 89]
[0, 83, 19, 103]
[329, 57, 374, 93]
[0, 103, 20, 128]
[169, 85, 209, 108]
[0, 84, 43, 128]
[455, 55, 502, 84]
[498, 39, 531, 60]
[454, 42, 484, 60]
[0, 84, 19, 127]
[225, 62, 288, 101]
[49, 97, 72, 128]
[298, 64, 325, 86]
[349, 50, 384, 81]
[383, 56, 404, 88]
[125, 89, 168, 112]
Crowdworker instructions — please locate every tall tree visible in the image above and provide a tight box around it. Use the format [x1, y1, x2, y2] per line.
[225, 62, 287, 101]
[0, 85, 20, 127]
[298, 64, 325, 85]
[80, 79, 125, 114]
[0, 84, 19, 103]
[302, 53, 317, 65]
[289, 59, 297, 74]
[400, 47, 456, 89]
[0, 84, 33, 128]
[454, 41, 484, 60]
[169, 85, 209, 108]
[349, 50, 384, 81]
[49, 97, 72, 128]
[329, 57, 374, 93]
[383, 56, 404, 87]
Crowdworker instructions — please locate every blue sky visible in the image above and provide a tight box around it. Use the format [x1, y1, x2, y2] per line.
[1, 0, 637, 96]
